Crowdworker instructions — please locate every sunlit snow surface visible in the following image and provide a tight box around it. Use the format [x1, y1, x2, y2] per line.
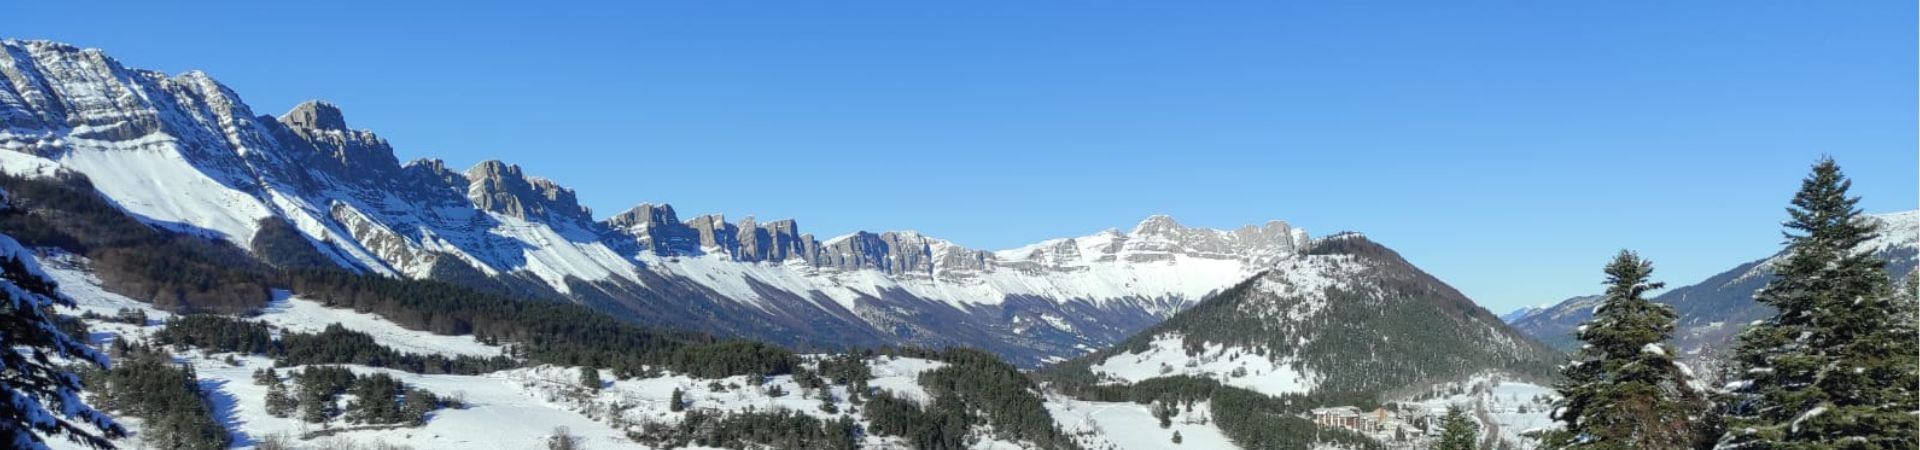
[255, 292, 505, 358]
[1046, 395, 1240, 450]
[1090, 334, 1317, 396]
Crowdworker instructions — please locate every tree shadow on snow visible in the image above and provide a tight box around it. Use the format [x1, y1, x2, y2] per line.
[198, 378, 255, 448]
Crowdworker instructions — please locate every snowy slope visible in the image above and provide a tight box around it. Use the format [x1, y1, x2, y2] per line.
[1089, 333, 1316, 396]
[1046, 396, 1239, 450]
[31, 250, 1081, 450]
[254, 292, 504, 358]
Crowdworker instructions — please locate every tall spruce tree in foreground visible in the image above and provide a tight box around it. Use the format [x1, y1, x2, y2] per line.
[1437, 405, 1480, 450]
[1546, 251, 1701, 450]
[0, 220, 124, 449]
[1717, 158, 1918, 449]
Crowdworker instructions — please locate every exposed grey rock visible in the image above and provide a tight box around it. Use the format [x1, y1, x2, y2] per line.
[606, 203, 702, 256]
[283, 100, 347, 131]
[464, 160, 592, 224]
[686, 214, 738, 253]
[736, 217, 809, 262]
[272, 101, 403, 191]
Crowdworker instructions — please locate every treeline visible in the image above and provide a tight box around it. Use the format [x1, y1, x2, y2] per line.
[916, 349, 1077, 449]
[1210, 386, 1381, 450]
[626, 346, 1081, 450]
[79, 307, 150, 326]
[281, 269, 798, 378]
[263, 365, 447, 427]
[0, 172, 272, 313]
[856, 347, 1080, 450]
[865, 391, 970, 449]
[630, 410, 860, 450]
[78, 344, 231, 450]
[153, 315, 517, 374]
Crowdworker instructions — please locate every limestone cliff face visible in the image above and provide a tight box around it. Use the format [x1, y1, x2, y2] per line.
[464, 160, 592, 224]
[0, 38, 1340, 365]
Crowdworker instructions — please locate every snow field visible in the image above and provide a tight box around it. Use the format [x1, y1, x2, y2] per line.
[1045, 395, 1240, 450]
[254, 291, 504, 358]
[1089, 334, 1317, 396]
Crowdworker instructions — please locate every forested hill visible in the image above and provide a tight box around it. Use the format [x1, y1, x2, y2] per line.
[1045, 232, 1561, 399]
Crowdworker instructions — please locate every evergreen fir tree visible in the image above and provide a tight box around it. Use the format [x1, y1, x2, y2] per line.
[253, 367, 278, 386]
[547, 426, 583, 450]
[264, 378, 296, 418]
[345, 374, 406, 424]
[0, 229, 124, 450]
[299, 382, 338, 424]
[1546, 251, 1701, 450]
[578, 367, 602, 392]
[1437, 405, 1479, 450]
[403, 389, 438, 425]
[1154, 399, 1176, 428]
[1718, 159, 1919, 449]
[670, 388, 686, 412]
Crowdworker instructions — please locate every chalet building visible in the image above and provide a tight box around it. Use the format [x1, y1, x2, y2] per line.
[1308, 406, 1394, 433]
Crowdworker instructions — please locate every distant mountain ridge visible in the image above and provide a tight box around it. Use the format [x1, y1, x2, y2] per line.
[0, 39, 1317, 365]
[1507, 210, 1919, 359]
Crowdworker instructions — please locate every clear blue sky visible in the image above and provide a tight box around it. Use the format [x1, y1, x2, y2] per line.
[10, 1, 1915, 313]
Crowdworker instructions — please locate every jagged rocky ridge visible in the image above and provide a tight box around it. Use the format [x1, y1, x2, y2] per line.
[0, 39, 1317, 365]
[1506, 210, 1918, 360]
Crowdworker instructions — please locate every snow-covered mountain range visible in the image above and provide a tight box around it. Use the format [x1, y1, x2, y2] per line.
[1506, 210, 1918, 359]
[0, 39, 1311, 365]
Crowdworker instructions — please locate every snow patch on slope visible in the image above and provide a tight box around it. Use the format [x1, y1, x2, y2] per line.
[254, 292, 505, 358]
[1090, 334, 1317, 396]
[1046, 395, 1239, 450]
[55, 146, 274, 243]
[36, 251, 174, 321]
